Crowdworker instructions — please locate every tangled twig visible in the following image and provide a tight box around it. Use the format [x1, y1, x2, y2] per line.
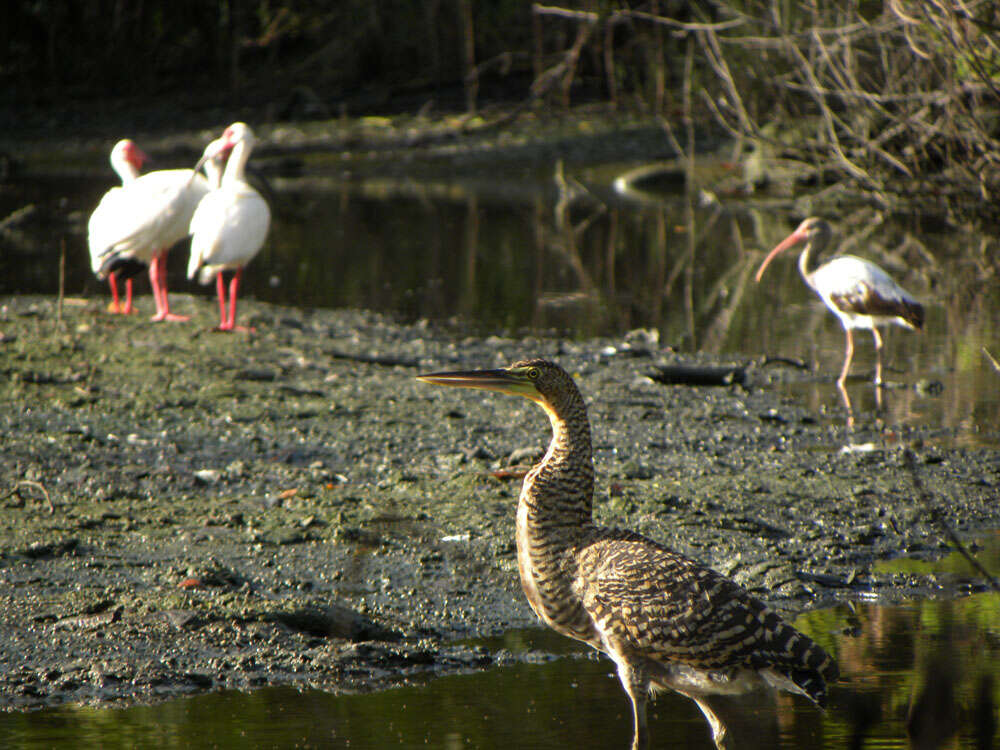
[902, 448, 1000, 592]
[8, 480, 56, 515]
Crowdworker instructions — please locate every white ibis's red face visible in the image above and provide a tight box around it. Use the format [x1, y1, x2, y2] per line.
[222, 123, 250, 148]
[123, 141, 147, 170]
[798, 218, 822, 240]
[216, 137, 237, 161]
[755, 217, 822, 282]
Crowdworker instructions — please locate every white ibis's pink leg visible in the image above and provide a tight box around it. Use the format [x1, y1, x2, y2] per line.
[227, 270, 241, 330]
[149, 253, 188, 322]
[107, 272, 124, 314]
[107, 273, 135, 314]
[216, 269, 253, 333]
[837, 378, 855, 429]
[215, 272, 228, 329]
[837, 328, 855, 387]
[123, 278, 134, 314]
[148, 255, 164, 318]
[871, 327, 884, 387]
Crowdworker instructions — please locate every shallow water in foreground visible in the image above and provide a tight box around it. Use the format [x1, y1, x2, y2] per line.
[1, 589, 996, 749]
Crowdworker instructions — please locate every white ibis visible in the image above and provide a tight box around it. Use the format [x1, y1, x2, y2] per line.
[89, 142, 221, 322]
[755, 217, 924, 388]
[88, 140, 147, 314]
[187, 123, 270, 332]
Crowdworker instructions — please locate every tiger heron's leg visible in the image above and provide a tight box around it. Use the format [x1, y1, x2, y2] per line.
[694, 697, 734, 750]
[615, 660, 649, 750]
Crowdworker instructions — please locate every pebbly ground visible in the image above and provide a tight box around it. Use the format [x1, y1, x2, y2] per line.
[1, 293, 998, 711]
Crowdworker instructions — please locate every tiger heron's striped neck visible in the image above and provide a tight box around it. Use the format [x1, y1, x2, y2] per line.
[521, 381, 595, 527]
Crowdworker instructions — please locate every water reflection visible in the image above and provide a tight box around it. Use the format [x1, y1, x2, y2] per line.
[2, 161, 998, 439]
[0, 593, 996, 749]
[831, 594, 999, 750]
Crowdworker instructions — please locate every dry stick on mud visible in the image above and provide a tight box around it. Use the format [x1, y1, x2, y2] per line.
[9, 480, 55, 515]
[983, 346, 1000, 374]
[902, 448, 1000, 593]
[655, 33, 701, 347]
[57, 238, 66, 329]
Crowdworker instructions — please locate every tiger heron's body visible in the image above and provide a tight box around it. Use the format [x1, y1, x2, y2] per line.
[419, 360, 837, 749]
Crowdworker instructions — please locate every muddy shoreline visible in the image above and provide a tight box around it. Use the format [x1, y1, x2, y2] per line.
[1, 293, 998, 712]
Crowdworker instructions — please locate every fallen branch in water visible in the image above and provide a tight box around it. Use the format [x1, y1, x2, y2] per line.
[759, 355, 810, 370]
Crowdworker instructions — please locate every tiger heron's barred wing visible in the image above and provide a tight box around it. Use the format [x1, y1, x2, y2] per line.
[578, 532, 837, 705]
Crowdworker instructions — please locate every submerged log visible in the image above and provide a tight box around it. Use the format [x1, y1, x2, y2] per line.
[647, 363, 747, 387]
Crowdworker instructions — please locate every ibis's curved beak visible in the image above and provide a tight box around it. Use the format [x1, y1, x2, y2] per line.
[192, 138, 229, 179]
[755, 225, 809, 282]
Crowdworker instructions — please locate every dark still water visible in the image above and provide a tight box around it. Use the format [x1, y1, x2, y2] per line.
[2, 154, 999, 440]
[0, 592, 996, 749]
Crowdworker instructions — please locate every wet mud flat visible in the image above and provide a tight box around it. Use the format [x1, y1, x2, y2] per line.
[1, 293, 998, 712]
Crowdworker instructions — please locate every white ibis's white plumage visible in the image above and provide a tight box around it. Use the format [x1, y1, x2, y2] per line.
[755, 217, 924, 386]
[188, 122, 270, 332]
[88, 142, 226, 322]
[88, 139, 148, 314]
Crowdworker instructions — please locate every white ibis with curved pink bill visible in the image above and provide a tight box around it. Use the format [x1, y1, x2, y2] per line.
[188, 123, 271, 332]
[89, 142, 223, 321]
[755, 217, 924, 388]
[88, 139, 148, 314]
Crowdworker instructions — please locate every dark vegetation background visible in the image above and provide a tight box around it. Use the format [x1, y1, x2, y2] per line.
[3, 1, 1000, 217]
[2, 1, 542, 126]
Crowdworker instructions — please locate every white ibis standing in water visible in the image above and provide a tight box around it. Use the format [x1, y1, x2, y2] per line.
[88, 141, 222, 322]
[88, 140, 148, 314]
[755, 217, 924, 387]
[188, 123, 271, 332]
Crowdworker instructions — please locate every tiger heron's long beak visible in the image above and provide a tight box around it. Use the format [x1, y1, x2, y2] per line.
[417, 367, 542, 401]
